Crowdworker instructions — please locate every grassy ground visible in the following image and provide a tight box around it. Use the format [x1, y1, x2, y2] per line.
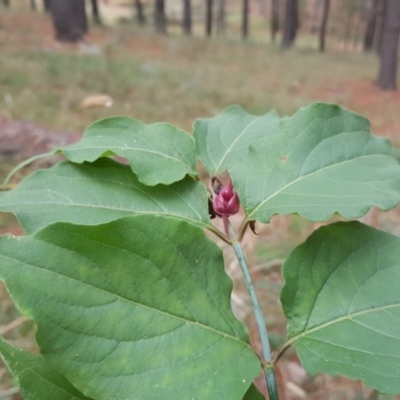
[1, 5, 400, 400]
[2, 7, 399, 140]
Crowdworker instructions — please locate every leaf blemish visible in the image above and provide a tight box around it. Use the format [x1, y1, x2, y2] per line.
[280, 155, 287, 162]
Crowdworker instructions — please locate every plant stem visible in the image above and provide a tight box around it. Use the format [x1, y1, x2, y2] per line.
[208, 225, 232, 245]
[232, 239, 280, 400]
[264, 365, 279, 400]
[237, 220, 249, 241]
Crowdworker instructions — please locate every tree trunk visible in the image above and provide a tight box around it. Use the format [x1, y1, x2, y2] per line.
[351, 0, 363, 52]
[282, 0, 298, 48]
[343, 2, 362, 52]
[2, 0, 10, 7]
[319, 0, 330, 51]
[135, 0, 146, 25]
[271, 0, 279, 42]
[241, 0, 249, 39]
[377, 0, 400, 90]
[205, 0, 213, 36]
[31, 0, 36, 10]
[90, 0, 101, 25]
[182, 0, 191, 35]
[43, 0, 50, 12]
[374, 0, 387, 53]
[216, 0, 226, 35]
[154, 0, 167, 34]
[49, 0, 88, 42]
[311, 0, 322, 33]
[364, 0, 379, 51]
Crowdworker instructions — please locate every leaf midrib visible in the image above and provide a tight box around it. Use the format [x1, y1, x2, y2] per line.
[288, 303, 400, 346]
[213, 116, 261, 173]
[16, 203, 211, 231]
[0, 253, 249, 347]
[0, 345, 87, 399]
[0, 193, 212, 230]
[64, 142, 193, 170]
[248, 153, 389, 219]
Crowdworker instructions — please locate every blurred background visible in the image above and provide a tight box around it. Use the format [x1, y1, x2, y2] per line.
[1, 0, 400, 399]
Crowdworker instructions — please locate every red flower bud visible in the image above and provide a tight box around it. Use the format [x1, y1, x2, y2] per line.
[212, 180, 239, 217]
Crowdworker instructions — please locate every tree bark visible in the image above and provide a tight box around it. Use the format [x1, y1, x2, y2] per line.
[43, 0, 50, 12]
[374, 0, 387, 53]
[242, 0, 249, 39]
[271, 0, 279, 43]
[90, 0, 101, 25]
[154, 0, 167, 34]
[135, 0, 146, 25]
[31, 0, 36, 10]
[49, 0, 88, 42]
[351, 13, 361, 52]
[2, 0, 10, 7]
[319, 0, 330, 51]
[282, 0, 298, 48]
[377, 0, 400, 90]
[343, 5, 352, 50]
[364, 0, 379, 51]
[311, 0, 322, 33]
[205, 0, 213, 36]
[182, 0, 191, 35]
[216, 0, 226, 35]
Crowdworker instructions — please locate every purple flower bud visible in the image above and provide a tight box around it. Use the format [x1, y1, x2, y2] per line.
[212, 180, 240, 217]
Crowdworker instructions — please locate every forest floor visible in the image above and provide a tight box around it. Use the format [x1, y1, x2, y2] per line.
[1, 5, 400, 400]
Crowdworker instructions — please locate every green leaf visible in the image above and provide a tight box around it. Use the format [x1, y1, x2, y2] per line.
[0, 216, 261, 400]
[281, 221, 400, 394]
[57, 117, 197, 186]
[193, 105, 279, 175]
[243, 383, 265, 400]
[0, 158, 212, 234]
[0, 336, 91, 400]
[230, 103, 400, 223]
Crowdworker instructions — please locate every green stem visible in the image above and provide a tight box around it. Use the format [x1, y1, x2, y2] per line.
[264, 365, 279, 400]
[232, 239, 280, 400]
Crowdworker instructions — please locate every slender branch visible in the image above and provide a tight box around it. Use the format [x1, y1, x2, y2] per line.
[0, 183, 16, 191]
[3, 150, 54, 185]
[222, 215, 230, 239]
[0, 387, 20, 398]
[272, 342, 291, 365]
[207, 225, 232, 245]
[237, 219, 249, 242]
[0, 316, 29, 335]
[232, 237, 280, 400]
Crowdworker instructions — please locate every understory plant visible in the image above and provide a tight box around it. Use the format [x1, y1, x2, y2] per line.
[0, 102, 400, 400]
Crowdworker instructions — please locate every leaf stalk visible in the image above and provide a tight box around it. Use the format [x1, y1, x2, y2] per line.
[237, 220, 249, 242]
